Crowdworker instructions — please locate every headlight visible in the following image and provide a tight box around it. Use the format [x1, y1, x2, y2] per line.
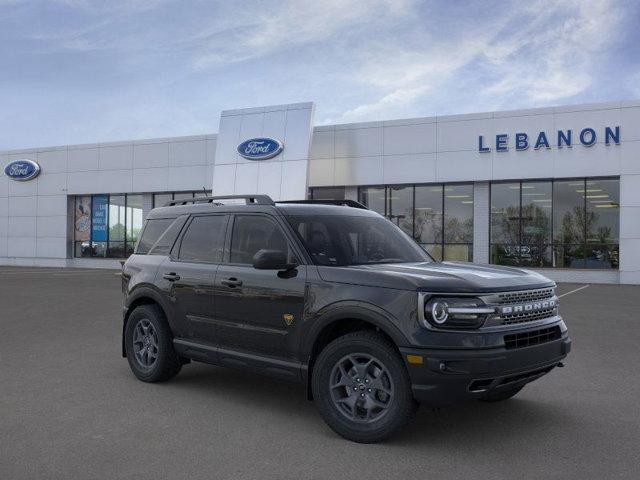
[422, 296, 495, 329]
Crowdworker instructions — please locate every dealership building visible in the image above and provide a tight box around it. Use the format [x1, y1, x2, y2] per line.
[1, 100, 639, 284]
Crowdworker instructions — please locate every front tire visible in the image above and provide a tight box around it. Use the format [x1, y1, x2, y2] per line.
[312, 331, 417, 443]
[124, 304, 182, 383]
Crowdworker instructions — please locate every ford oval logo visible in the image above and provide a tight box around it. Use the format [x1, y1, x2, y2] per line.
[4, 159, 41, 181]
[237, 137, 283, 160]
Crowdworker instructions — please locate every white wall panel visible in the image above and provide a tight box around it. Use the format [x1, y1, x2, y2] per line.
[68, 147, 99, 172]
[8, 196, 37, 216]
[133, 168, 169, 192]
[37, 149, 67, 173]
[383, 123, 436, 155]
[134, 142, 169, 169]
[382, 153, 436, 185]
[37, 195, 67, 217]
[308, 158, 335, 186]
[37, 215, 67, 237]
[437, 151, 492, 182]
[7, 237, 36, 257]
[36, 237, 67, 258]
[169, 140, 206, 167]
[309, 130, 334, 160]
[335, 156, 383, 186]
[37, 172, 67, 195]
[168, 165, 208, 191]
[620, 140, 640, 175]
[335, 127, 382, 158]
[0, 198, 7, 217]
[8, 217, 36, 237]
[99, 144, 133, 170]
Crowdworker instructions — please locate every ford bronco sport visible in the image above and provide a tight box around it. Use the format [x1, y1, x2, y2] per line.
[121, 195, 571, 443]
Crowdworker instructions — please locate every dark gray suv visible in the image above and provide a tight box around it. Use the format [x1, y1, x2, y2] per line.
[121, 195, 571, 443]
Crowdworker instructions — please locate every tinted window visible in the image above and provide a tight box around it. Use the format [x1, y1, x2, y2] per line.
[149, 216, 188, 255]
[230, 216, 289, 264]
[288, 215, 430, 266]
[178, 215, 227, 263]
[136, 218, 174, 254]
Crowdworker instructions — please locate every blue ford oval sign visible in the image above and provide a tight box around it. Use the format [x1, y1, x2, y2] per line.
[237, 138, 283, 160]
[4, 159, 41, 181]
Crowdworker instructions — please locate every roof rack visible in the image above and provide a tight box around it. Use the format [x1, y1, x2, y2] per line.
[164, 194, 275, 207]
[276, 199, 368, 210]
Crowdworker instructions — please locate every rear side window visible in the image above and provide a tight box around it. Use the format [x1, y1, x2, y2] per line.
[178, 215, 227, 263]
[149, 215, 188, 255]
[136, 218, 174, 254]
[229, 215, 289, 264]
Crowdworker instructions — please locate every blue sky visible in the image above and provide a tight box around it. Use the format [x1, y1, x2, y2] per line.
[1, 0, 639, 150]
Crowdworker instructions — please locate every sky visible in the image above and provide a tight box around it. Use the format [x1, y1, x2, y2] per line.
[1, 0, 639, 150]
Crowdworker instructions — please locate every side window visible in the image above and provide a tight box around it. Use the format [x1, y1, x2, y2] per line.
[136, 218, 174, 254]
[229, 215, 289, 264]
[178, 215, 227, 263]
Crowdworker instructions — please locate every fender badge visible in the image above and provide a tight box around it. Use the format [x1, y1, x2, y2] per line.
[283, 314, 294, 326]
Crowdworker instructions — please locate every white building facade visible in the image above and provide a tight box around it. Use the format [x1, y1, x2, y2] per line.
[1, 100, 639, 284]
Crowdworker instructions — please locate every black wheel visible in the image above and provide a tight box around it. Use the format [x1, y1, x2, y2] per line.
[479, 385, 524, 402]
[124, 304, 182, 383]
[312, 331, 417, 443]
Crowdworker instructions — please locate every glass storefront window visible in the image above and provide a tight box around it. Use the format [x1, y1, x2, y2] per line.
[359, 187, 386, 216]
[492, 178, 619, 269]
[153, 191, 212, 207]
[73, 193, 148, 259]
[360, 183, 473, 262]
[309, 187, 346, 200]
[126, 194, 143, 255]
[387, 186, 413, 236]
[444, 184, 473, 261]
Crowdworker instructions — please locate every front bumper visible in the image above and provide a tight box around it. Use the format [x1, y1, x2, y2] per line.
[400, 333, 571, 406]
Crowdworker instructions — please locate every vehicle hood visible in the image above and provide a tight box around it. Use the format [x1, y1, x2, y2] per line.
[316, 261, 554, 293]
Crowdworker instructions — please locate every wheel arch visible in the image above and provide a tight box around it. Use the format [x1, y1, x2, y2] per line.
[303, 304, 409, 400]
[122, 287, 170, 357]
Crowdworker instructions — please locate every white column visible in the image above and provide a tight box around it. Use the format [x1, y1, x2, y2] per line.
[619, 173, 640, 284]
[473, 182, 490, 264]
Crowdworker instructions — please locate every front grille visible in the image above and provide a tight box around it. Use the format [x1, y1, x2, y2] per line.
[504, 326, 561, 349]
[502, 306, 557, 325]
[497, 287, 554, 304]
[494, 287, 557, 325]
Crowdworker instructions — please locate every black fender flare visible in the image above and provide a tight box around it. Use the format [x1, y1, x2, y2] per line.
[302, 301, 410, 361]
[121, 285, 172, 357]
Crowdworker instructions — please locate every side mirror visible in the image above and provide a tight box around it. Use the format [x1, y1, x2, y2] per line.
[252, 249, 298, 271]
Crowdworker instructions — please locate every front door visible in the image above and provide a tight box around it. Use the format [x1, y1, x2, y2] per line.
[214, 214, 307, 360]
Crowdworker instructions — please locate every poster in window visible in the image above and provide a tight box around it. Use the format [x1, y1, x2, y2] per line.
[74, 196, 91, 241]
[91, 194, 108, 242]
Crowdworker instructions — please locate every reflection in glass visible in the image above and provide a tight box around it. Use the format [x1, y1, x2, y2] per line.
[388, 186, 413, 236]
[359, 187, 386, 215]
[444, 244, 472, 262]
[153, 193, 172, 207]
[109, 195, 126, 243]
[553, 180, 585, 245]
[444, 184, 473, 244]
[585, 179, 619, 245]
[491, 183, 520, 245]
[414, 185, 442, 244]
[520, 181, 552, 267]
[310, 187, 346, 200]
[126, 194, 143, 254]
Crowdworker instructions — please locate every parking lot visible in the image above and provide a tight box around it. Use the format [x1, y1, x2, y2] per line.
[0, 267, 639, 480]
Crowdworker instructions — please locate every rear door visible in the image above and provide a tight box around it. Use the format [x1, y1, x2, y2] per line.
[157, 214, 229, 344]
[213, 213, 307, 361]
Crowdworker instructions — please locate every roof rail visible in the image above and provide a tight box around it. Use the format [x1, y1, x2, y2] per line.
[276, 199, 368, 210]
[164, 194, 275, 207]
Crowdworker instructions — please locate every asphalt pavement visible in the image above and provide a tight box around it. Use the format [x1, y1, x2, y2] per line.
[0, 267, 638, 479]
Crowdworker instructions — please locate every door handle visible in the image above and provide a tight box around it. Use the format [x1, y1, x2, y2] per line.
[163, 272, 181, 281]
[221, 277, 243, 288]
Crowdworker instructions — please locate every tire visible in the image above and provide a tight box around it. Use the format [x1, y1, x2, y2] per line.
[479, 385, 524, 403]
[124, 304, 182, 383]
[312, 330, 418, 443]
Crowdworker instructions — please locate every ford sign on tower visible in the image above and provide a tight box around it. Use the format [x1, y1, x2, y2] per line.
[237, 138, 283, 160]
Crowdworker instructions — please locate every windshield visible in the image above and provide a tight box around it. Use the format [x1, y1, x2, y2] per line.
[287, 215, 432, 266]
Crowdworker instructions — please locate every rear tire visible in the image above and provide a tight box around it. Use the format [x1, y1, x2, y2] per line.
[125, 304, 182, 383]
[479, 385, 524, 402]
[312, 331, 417, 443]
